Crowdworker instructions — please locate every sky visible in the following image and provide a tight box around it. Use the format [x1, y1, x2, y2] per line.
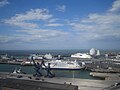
[0, 0, 120, 50]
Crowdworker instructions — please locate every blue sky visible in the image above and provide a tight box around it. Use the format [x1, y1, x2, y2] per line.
[0, 0, 120, 50]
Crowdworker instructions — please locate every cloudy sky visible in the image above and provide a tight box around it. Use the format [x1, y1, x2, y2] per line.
[0, 0, 120, 50]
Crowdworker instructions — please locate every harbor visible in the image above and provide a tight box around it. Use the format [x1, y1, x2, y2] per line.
[0, 49, 120, 90]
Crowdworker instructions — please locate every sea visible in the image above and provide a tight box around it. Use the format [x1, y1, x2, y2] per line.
[0, 49, 119, 80]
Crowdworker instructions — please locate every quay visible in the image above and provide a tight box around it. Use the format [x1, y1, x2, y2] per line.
[0, 78, 77, 90]
[0, 72, 120, 90]
[0, 72, 78, 90]
[91, 68, 120, 73]
[90, 72, 120, 80]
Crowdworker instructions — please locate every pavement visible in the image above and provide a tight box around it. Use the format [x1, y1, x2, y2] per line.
[44, 77, 119, 90]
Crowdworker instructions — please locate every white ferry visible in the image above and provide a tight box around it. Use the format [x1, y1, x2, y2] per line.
[43, 60, 82, 70]
[71, 53, 92, 59]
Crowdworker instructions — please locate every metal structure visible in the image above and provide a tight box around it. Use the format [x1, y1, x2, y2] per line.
[31, 56, 55, 78]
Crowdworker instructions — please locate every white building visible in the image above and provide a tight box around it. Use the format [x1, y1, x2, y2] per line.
[0, 54, 10, 60]
[96, 50, 100, 56]
[116, 54, 120, 59]
[28, 54, 43, 60]
[44, 53, 53, 59]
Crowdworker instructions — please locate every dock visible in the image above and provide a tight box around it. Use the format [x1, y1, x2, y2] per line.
[90, 72, 120, 80]
[0, 72, 77, 90]
[0, 72, 120, 90]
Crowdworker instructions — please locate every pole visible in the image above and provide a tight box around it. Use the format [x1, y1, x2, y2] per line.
[72, 71, 75, 84]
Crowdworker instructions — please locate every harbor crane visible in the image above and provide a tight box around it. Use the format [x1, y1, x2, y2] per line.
[31, 56, 55, 78]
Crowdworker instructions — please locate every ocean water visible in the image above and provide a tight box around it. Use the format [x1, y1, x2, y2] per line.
[0, 64, 99, 80]
[0, 49, 119, 57]
[0, 50, 89, 57]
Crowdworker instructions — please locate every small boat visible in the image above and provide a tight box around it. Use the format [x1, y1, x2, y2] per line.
[13, 67, 26, 74]
[43, 60, 82, 70]
[13, 68, 18, 74]
[13, 67, 21, 74]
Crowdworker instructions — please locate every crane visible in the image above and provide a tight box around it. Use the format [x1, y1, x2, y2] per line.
[31, 56, 55, 78]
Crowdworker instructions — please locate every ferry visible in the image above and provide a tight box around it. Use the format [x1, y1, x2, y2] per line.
[71, 53, 92, 59]
[43, 60, 82, 70]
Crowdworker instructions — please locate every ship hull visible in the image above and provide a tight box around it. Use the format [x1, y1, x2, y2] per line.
[48, 68, 81, 70]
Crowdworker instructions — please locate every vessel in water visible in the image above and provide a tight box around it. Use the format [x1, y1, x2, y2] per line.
[43, 60, 82, 70]
[71, 53, 92, 59]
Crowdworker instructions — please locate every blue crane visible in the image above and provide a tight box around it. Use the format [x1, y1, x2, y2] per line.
[31, 56, 55, 78]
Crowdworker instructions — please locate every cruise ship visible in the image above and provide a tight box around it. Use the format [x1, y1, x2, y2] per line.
[71, 53, 92, 59]
[43, 60, 82, 70]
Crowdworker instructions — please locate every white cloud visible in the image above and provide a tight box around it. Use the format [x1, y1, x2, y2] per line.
[4, 9, 53, 29]
[17, 29, 67, 39]
[56, 5, 66, 12]
[71, 23, 95, 31]
[70, 14, 120, 41]
[0, 0, 9, 7]
[0, 35, 12, 43]
[45, 23, 63, 27]
[69, 0, 120, 41]
[48, 18, 58, 23]
[0, 35, 28, 43]
[2, 8, 68, 44]
[0, 29, 68, 43]
[109, 0, 120, 12]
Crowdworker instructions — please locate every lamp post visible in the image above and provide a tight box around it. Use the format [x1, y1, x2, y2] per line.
[72, 71, 75, 84]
